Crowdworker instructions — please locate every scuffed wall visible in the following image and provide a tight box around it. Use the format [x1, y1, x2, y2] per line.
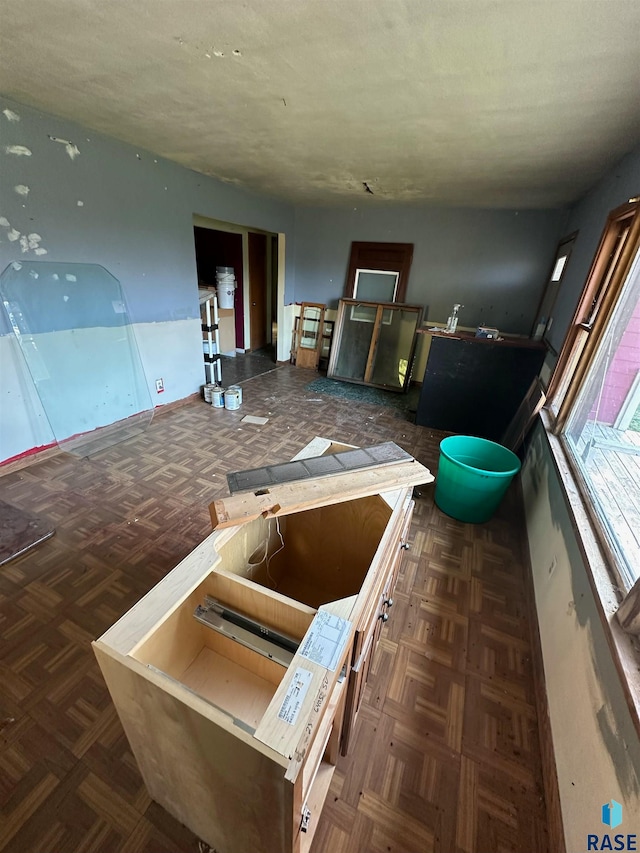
[292, 204, 567, 335]
[522, 422, 640, 850]
[522, 140, 640, 850]
[0, 96, 294, 462]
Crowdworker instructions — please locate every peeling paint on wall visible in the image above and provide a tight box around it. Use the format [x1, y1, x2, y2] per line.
[0, 219, 48, 256]
[14, 185, 30, 196]
[5, 145, 32, 157]
[19, 233, 43, 254]
[2, 109, 20, 122]
[47, 135, 80, 160]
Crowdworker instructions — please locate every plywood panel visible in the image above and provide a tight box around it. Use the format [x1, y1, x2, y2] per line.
[181, 646, 279, 728]
[93, 646, 291, 853]
[210, 460, 433, 528]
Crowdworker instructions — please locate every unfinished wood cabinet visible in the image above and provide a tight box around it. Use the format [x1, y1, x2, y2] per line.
[93, 438, 432, 853]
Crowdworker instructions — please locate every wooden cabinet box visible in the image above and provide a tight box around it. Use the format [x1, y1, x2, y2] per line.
[92, 439, 432, 853]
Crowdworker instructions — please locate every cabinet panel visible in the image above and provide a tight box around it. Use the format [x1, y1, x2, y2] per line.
[340, 496, 414, 755]
[416, 332, 546, 441]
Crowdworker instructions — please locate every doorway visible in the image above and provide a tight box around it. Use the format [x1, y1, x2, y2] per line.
[193, 226, 244, 352]
[192, 218, 283, 384]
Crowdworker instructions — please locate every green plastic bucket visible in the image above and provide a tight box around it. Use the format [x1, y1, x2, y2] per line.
[434, 435, 521, 523]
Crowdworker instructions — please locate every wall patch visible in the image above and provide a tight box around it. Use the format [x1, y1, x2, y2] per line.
[5, 145, 32, 157]
[48, 135, 80, 160]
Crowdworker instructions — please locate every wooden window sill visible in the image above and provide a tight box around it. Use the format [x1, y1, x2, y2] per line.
[540, 409, 640, 739]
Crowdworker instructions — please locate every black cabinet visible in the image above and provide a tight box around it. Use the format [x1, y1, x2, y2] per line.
[416, 333, 546, 442]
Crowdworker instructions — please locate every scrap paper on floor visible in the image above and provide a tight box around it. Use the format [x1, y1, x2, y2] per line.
[240, 415, 269, 425]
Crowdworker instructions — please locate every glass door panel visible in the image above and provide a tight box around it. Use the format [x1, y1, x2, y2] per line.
[328, 299, 422, 391]
[331, 303, 377, 382]
[369, 308, 420, 390]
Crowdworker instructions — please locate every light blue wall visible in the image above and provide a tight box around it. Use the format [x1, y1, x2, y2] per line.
[0, 96, 295, 461]
[292, 204, 567, 335]
[0, 93, 582, 462]
[0, 96, 295, 331]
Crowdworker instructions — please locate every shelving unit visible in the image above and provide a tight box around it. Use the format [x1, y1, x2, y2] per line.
[199, 288, 222, 385]
[290, 305, 334, 371]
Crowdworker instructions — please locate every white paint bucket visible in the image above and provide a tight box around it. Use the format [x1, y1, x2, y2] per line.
[216, 284, 235, 309]
[211, 388, 225, 408]
[224, 388, 241, 410]
[228, 384, 243, 405]
[203, 383, 215, 403]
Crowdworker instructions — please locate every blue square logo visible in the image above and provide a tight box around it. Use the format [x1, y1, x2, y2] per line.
[602, 800, 623, 829]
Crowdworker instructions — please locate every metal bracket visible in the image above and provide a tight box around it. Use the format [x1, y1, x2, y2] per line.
[194, 596, 298, 667]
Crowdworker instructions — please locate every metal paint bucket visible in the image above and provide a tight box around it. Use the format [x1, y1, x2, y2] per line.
[224, 388, 241, 410]
[228, 384, 243, 405]
[203, 383, 215, 403]
[211, 388, 225, 408]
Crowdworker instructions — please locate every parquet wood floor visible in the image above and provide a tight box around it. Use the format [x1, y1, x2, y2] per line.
[0, 366, 549, 853]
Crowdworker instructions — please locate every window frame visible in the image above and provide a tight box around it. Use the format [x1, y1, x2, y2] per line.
[537, 198, 640, 739]
[546, 200, 640, 432]
[543, 199, 640, 590]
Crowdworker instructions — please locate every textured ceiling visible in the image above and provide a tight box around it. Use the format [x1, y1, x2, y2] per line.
[2, 1, 640, 207]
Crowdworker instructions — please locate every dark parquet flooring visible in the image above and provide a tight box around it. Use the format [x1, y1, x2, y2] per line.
[0, 365, 548, 853]
[218, 346, 280, 387]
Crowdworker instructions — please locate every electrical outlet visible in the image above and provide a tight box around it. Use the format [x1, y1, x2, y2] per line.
[155, 378, 164, 393]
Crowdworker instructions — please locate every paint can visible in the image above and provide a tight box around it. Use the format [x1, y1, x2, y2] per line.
[224, 388, 241, 410]
[228, 384, 243, 405]
[203, 383, 215, 403]
[216, 284, 235, 309]
[216, 266, 236, 309]
[211, 388, 225, 408]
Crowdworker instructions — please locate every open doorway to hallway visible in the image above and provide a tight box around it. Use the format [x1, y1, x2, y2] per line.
[192, 216, 283, 385]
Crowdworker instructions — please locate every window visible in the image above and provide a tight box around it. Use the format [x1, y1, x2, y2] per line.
[547, 199, 640, 590]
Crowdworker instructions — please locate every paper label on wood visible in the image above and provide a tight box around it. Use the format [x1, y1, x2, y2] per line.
[299, 611, 352, 672]
[278, 667, 313, 725]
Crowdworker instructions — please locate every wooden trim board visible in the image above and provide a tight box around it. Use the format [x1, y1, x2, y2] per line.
[210, 459, 434, 529]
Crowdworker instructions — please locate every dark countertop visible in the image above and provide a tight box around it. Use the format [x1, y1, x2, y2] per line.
[417, 328, 546, 349]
